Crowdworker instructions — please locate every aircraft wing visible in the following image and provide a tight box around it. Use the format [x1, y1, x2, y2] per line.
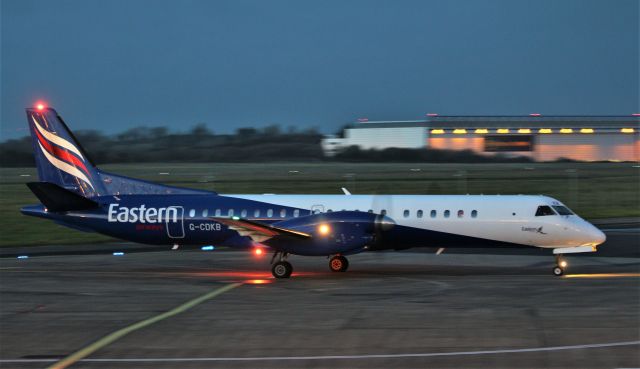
[212, 217, 312, 243]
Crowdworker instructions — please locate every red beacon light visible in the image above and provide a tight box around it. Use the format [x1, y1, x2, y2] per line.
[529, 113, 541, 117]
[35, 102, 46, 111]
[426, 113, 439, 117]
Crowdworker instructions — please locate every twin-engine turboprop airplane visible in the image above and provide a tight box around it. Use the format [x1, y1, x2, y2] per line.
[21, 105, 606, 278]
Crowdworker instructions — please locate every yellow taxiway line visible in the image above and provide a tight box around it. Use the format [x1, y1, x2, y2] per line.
[47, 282, 243, 369]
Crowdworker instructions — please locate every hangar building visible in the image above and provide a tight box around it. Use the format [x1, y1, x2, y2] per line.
[322, 115, 639, 161]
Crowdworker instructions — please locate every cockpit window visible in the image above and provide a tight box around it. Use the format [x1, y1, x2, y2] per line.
[535, 205, 556, 216]
[552, 205, 573, 216]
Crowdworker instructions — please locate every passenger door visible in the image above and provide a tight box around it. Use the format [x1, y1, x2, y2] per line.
[165, 206, 185, 239]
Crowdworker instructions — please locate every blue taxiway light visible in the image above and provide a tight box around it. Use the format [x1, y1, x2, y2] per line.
[112, 252, 124, 256]
[201, 245, 215, 251]
[17, 255, 29, 259]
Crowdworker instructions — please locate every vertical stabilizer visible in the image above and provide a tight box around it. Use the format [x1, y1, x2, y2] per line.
[26, 106, 105, 198]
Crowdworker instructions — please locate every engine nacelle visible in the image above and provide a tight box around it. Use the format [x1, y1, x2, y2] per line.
[265, 211, 395, 256]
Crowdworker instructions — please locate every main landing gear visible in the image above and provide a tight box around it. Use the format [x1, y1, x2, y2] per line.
[553, 254, 568, 276]
[269, 252, 351, 278]
[271, 251, 292, 279]
[329, 255, 349, 272]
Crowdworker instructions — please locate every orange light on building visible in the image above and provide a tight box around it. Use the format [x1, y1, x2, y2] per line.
[539, 128, 552, 134]
[453, 129, 467, 134]
[560, 128, 573, 134]
[497, 129, 510, 134]
[580, 128, 594, 134]
[621, 128, 635, 133]
[431, 129, 445, 134]
[518, 128, 531, 134]
[474, 129, 488, 134]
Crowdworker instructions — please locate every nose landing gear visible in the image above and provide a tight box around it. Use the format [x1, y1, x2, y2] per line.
[553, 254, 567, 276]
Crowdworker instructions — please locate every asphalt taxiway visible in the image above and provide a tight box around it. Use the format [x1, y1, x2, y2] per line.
[1, 240, 639, 369]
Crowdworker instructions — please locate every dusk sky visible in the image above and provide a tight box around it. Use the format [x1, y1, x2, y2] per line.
[1, 0, 638, 139]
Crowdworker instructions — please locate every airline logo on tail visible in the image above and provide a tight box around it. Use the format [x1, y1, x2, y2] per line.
[31, 114, 94, 190]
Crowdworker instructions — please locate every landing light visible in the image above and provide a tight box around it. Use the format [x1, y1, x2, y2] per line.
[560, 260, 568, 268]
[318, 224, 331, 235]
[254, 248, 264, 256]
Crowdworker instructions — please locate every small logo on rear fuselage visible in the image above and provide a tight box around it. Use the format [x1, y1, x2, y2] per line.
[521, 226, 547, 235]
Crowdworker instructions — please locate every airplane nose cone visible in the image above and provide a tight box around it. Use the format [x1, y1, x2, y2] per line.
[594, 228, 606, 245]
[589, 226, 606, 246]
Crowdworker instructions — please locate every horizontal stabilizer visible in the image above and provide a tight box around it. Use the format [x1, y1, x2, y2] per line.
[213, 217, 311, 243]
[26, 182, 99, 212]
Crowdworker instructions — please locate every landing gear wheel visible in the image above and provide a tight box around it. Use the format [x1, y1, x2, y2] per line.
[329, 255, 349, 272]
[553, 254, 567, 277]
[272, 261, 293, 279]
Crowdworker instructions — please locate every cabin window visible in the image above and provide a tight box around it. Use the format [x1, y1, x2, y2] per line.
[403, 210, 410, 218]
[241, 209, 247, 218]
[227, 209, 234, 217]
[280, 209, 287, 218]
[368, 209, 373, 213]
[293, 209, 300, 217]
[381, 209, 387, 216]
[457, 210, 464, 218]
[189, 209, 195, 218]
[444, 210, 450, 218]
[254, 209, 260, 217]
[202, 209, 208, 217]
[430, 210, 436, 218]
[417, 210, 423, 218]
[552, 205, 573, 216]
[471, 210, 478, 218]
[267, 209, 273, 217]
[215, 209, 221, 217]
[535, 206, 556, 216]
[327, 209, 333, 212]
